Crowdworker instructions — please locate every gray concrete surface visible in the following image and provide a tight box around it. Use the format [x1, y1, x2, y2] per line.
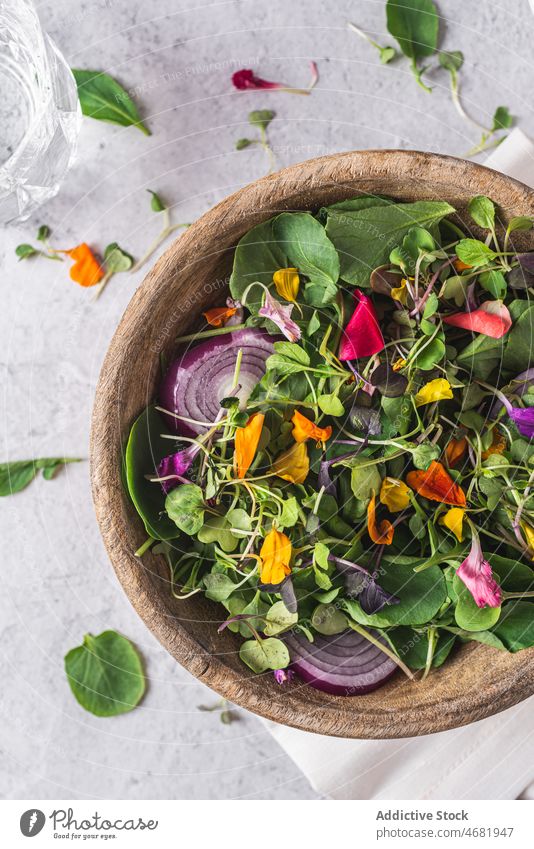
[1, 0, 534, 800]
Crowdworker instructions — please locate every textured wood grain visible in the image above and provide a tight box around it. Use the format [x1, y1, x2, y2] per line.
[90, 150, 534, 739]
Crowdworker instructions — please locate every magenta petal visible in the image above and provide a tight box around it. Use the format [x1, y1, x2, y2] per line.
[157, 445, 200, 494]
[508, 405, 534, 439]
[443, 300, 512, 339]
[457, 533, 502, 608]
[338, 289, 385, 360]
[232, 69, 284, 91]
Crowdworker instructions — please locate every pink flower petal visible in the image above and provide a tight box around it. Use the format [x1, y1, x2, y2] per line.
[443, 300, 512, 339]
[232, 69, 285, 91]
[308, 61, 319, 90]
[338, 289, 385, 360]
[457, 532, 502, 608]
[258, 291, 301, 342]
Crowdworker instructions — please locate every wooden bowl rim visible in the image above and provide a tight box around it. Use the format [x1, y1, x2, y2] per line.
[90, 149, 534, 738]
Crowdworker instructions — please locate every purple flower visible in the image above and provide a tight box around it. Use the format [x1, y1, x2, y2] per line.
[274, 668, 295, 685]
[499, 393, 534, 439]
[258, 290, 301, 342]
[157, 444, 200, 493]
[457, 531, 502, 608]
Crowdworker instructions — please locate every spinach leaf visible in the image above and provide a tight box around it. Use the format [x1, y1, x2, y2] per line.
[326, 200, 454, 285]
[273, 213, 339, 303]
[229, 218, 288, 310]
[124, 406, 178, 540]
[501, 302, 534, 372]
[488, 555, 534, 592]
[387, 627, 456, 669]
[64, 631, 145, 716]
[166, 484, 205, 535]
[386, 0, 439, 90]
[468, 195, 496, 230]
[72, 69, 150, 135]
[0, 457, 81, 496]
[239, 637, 290, 672]
[344, 561, 447, 626]
[493, 601, 534, 651]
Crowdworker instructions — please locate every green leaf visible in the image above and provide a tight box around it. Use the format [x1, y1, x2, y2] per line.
[501, 302, 534, 372]
[72, 69, 150, 135]
[455, 239, 498, 267]
[226, 508, 253, 537]
[311, 603, 349, 635]
[37, 224, 51, 241]
[0, 457, 81, 497]
[468, 195, 495, 230]
[148, 190, 166, 212]
[203, 573, 238, 602]
[273, 213, 340, 302]
[422, 291, 439, 318]
[386, 0, 438, 88]
[265, 354, 306, 376]
[229, 218, 288, 309]
[450, 628, 507, 650]
[236, 138, 253, 150]
[64, 631, 145, 717]
[453, 574, 501, 632]
[165, 484, 205, 536]
[264, 600, 298, 635]
[239, 637, 290, 673]
[318, 393, 345, 416]
[411, 443, 440, 470]
[197, 515, 239, 552]
[104, 242, 134, 273]
[326, 200, 454, 285]
[248, 109, 275, 131]
[493, 601, 534, 651]
[272, 341, 310, 366]
[306, 310, 321, 337]
[344, 560, 447, 626]
[279, 496, 299, 528]
[124, 406, 179, 540]
[379, 46, 397, 64]
[479, 269, 507, 299]
[413, 336, 446, 370]
[387, 627, 456, 669]
[15, 243, 38, 260]
[439, 50, 463, 74]
[507, 216, 533, 234]
[492, 106, 513, 131]
[313, 541, 331, 571]
[349, 457, 382, 501]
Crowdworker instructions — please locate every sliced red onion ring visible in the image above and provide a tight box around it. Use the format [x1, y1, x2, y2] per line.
[159, 328, 276, 437]
[285, 629, 398, 695]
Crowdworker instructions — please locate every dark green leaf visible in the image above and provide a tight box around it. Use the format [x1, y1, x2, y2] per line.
[386, 0, 439, 61]
[64, 631, 145, 716]
[15, 243, 38, 260]
[37, 224, 51, 242]
[248, 109, 275, 131]
[273, 213, 340, 301]
[439, 50, 463, 73]
[493, 601, 534, 651]
[229, 218, 288, 310]
[148, 190, 166, 212]
[236, 138, 254, 150]
[0, 458, 81, 496]
[492, 106, 513, 132]
[479, 269, 507, 299]
[72, 68, 150, 135]
[388, 627, 456, 669]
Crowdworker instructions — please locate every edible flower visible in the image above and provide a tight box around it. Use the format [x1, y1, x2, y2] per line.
[234, 413, 265, 479]
[457, 529, 502, 608]
[414, 378, 453, 407]
[203, 304, 238, 327]
[273, 267, 300, 303]
[259, 527, 292, 586]
[273, 441, 309, 484]
[274, 668, 295, 685]
[338, 289, 385, 361]
[291, 410, 332, 445]
[521, 522, 534, 558]
[406, 461, 466, 506]
[453, 258, 472, 273]
[379, 477, 411, 512]
[62, 243, 104, 287]
[445, 436, 468, 468]
[157, 445, 200, 493]
[481, 428, 507, 459]
[232, 62, 318, 94]
[258, 290, 301, 342]
[392, 357, 407, 372]
[367, 492, 394, 545]
[443, 300, 512, 339]
[502, 399, 534, 439]
[439, 507, 465, 542]
[390, 277, 409, 305]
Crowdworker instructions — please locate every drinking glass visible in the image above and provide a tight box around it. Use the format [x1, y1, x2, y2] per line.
[0, 0, 81, 225]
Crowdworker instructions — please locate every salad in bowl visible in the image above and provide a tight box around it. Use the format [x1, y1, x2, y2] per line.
[123, 192, 534, 696]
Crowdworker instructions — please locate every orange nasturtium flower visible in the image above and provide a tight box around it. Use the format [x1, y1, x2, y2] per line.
[445, 436, 468, 468]
[203, 305, 238, 327]
[273, 267, 300, 303]
[273, 441, 309, 484]
[439, 507, 465, 542]
[259, 527, 292, 586]
[380, 477, 411, 512]
[406, 461, 466, 507]
[63, 243, 104, 287]
[481, 428, 507, 460]
[234, 413, 264, 479]
[367, 492, 394, 545]
[453, 258, 472, 273]
[291, 410, 332, 445]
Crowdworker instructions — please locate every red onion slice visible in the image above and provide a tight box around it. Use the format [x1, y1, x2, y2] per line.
[285, 630, 398, 696]
[159, 328, 276, 437]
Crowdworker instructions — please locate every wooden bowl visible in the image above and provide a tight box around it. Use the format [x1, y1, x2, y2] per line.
[91, 150, 534, 738]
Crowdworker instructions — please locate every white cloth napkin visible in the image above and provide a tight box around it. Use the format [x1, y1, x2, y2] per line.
[265, 129, 534, 800]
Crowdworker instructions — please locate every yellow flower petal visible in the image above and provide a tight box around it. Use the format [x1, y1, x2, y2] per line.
[273, 442, 309, 484]
[259, 528, 292, 585]
[391, 277, 408, 305]
[380, 477, 412, 512]
[392, 357, 407, 372]
[273, 267, 300, 303]
[439, 507, 465, 542]
[415, 378, 453, 407]
[234, 413, 264, 479]
[521, 522, 534, 559]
